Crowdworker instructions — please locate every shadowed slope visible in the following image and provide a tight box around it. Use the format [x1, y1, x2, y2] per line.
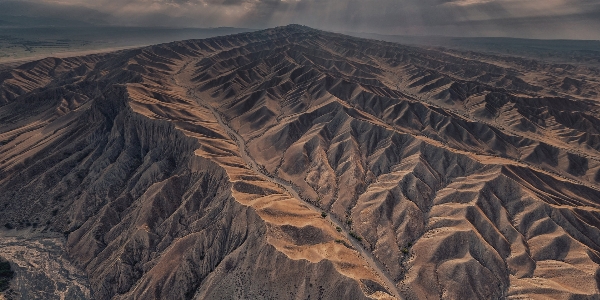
[1, 25, 599, 299]
[191, 25, 600, 299]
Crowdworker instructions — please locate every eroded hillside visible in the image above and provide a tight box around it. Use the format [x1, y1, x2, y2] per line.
[1, 25, 599, 299]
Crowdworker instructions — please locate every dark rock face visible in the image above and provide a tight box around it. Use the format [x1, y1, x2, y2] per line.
[1, 25, 600, 299]
[0, 257, 14, 293]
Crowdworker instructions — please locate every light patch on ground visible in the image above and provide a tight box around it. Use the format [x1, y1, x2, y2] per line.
[0, 229, 91, 300]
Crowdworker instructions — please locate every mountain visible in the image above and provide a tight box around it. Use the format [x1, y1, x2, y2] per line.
[1, 24, 599, 299]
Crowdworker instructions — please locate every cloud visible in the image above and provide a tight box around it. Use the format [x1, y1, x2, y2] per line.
[440, 0, 495, 7]
[0, 0, 111, 26]
[1, 0, 599, 39]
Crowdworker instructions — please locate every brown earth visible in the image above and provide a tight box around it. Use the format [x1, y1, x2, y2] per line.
[0, 25, 599, 299]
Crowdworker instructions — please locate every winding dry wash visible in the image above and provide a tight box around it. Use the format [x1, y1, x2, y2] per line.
[1, 25, 600, 299]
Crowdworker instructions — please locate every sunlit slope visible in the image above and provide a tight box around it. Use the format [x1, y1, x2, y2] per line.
[1, 25, 599, 299]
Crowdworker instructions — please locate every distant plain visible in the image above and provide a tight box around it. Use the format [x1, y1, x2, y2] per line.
[0, 26, 254, 64]
[347, 31, 600, 67]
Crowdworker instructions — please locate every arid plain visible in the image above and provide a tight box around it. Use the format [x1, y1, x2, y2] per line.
[1, 25, 599, 299]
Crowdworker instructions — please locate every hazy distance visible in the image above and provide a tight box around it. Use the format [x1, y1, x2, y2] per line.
[1, 0, 599, 40]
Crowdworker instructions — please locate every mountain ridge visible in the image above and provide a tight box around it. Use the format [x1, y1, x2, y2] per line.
[0, 24, 599, 299]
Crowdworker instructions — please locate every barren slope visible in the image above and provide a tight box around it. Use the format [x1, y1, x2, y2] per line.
[1, 25, 599, 299]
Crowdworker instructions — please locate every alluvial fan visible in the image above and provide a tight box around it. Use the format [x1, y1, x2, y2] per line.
[1, 25, 599, 299]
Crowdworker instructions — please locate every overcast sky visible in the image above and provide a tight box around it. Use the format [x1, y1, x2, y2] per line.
[1, 0, 599, 39]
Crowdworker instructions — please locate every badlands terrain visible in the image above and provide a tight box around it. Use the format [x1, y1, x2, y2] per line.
[0, 25, 599, 299]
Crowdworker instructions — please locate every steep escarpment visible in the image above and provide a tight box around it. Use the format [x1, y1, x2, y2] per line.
[1, 25, 600, 299]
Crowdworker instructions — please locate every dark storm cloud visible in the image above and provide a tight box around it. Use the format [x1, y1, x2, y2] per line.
[0, 0, 111, 26]
[1, 0, 599, 39]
